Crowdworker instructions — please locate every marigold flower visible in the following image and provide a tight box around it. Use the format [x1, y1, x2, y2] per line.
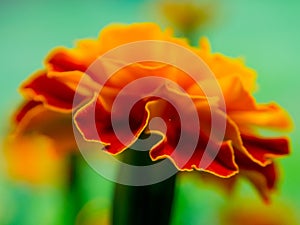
[159, 0, 216, 36]
[220, 198, 299, 225]
[4, 134, 64, 184]
[4, 100, 74, 183]
[9, 23, 291, 199]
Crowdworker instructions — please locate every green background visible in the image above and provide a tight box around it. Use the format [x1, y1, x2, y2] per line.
[1, 0, 299, 224]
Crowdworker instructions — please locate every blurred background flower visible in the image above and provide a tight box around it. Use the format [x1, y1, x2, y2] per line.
[219, 197, 299, 225]
[155, 0, 219, 43]
[0, 0, 300, 225]
[4, 134, 65, 184]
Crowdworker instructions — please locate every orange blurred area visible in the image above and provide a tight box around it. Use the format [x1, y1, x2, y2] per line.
[4, 135, 65, 184]
[220, 198, 299, 225]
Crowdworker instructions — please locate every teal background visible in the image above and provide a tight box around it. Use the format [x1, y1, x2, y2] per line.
[1, 0, 299, 224]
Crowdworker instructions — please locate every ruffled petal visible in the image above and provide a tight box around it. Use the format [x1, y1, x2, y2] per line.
[218, 75, 256, 111]
[74, 94, 150, 154]
[20, 71, 87, 111]
[98, 23, 173, 52]
[198, 38, 257, 92]
[241, 134, 290, 166]
[229, 102, 292, 132]
[14, 100, 41, 123]
[151, 137, 238, 177]
[47, 70, 98, 97]
[46, 39, 101, 72]
[223, 118, 289, 167]
[235, 151, 277, 202]
[145, 94, 238, 177]
[12, 100, 76, 154]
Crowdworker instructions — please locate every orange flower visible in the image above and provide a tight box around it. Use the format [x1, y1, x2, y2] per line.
[4, 100, 75, 183]
[9, 23, 291, 199]
[159, 0, 215, 34]
[4, 134, 65, 184]
[220, 198, 299, 225]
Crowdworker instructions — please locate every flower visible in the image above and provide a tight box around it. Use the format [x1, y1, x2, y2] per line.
[4, 100, 74, 183]
[8, 23, 291, 199]
[4, 134, 64, 184]
[219, 198, 299, 225]
[158, 0, 216, 36]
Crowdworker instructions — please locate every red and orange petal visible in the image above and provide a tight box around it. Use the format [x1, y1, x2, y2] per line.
[20, 70, 88, 112]
[218, 76, 291, 132]
[47, 70, 99, 96]
[74, 76, 199, 154]
[151, 137, 238, 178]
[229, 102, 292, 132]
[45, 39, 101, 73]
[12, 100, 76, 154]
[97, 23, 174, 52]
[241, 134, 289, 166]
[74, 94, 151, 154]
[235, 150, 278, 202]
[198, 38, 257, 93]
[217, 75, 257, 111]
[13, 100, 41, 123]
[197, 38, 291, 130]
[150, 119, 238, 177]
[145, 95, 239, 177]
[86, 60, 197, 97]
[221, 115, 290, 168]
[197, 38, 292, 132]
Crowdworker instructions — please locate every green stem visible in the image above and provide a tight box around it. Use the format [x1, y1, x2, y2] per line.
[112, 148, 177, 225]
[61, 154, 84, 225]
